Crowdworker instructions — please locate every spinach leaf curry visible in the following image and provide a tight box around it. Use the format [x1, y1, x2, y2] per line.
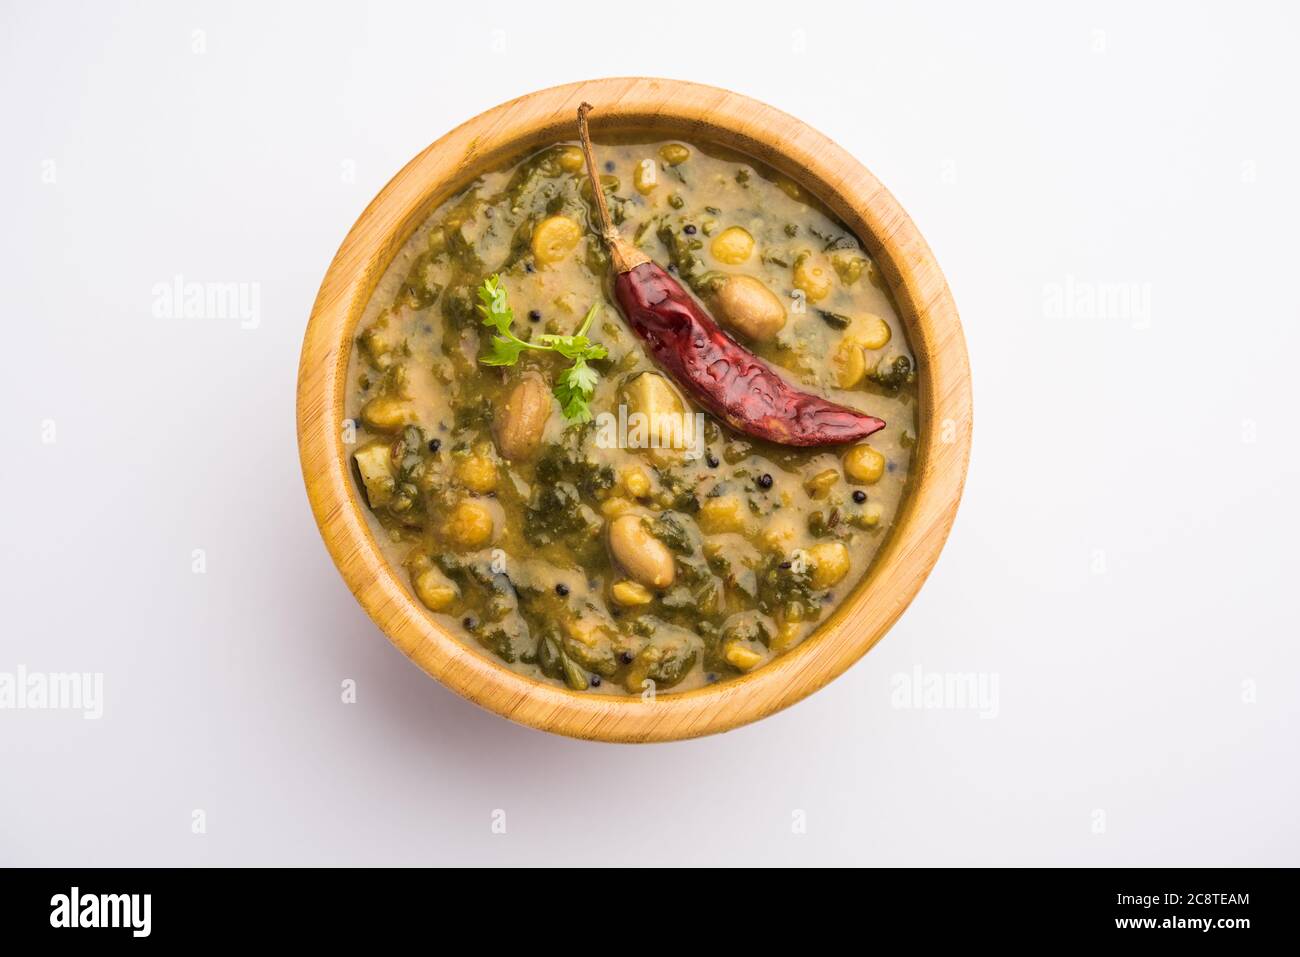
[345, 119, 918, 696]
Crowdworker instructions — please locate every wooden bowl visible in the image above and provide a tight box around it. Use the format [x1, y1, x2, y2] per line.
[297, 78, 971, 742]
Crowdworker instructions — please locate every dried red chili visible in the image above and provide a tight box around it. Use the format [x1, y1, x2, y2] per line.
[576, 103, 885, 447]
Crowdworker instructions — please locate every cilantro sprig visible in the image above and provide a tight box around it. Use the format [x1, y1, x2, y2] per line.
[476, 275, 607, 423]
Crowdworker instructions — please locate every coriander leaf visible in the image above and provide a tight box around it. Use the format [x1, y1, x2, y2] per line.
[563, 360, 599, 395]
[475, 274, 514, 336]
[481, 335, 526, 366]
[553, 358, 598, 423]
[556, 390, 592, 423]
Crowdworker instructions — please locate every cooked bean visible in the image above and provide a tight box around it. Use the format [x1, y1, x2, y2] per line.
[659, 143, 691, 165]
[620, 465, 651, 499]
[563, 616, 620, 683]
[454, 442, 499, 493]
[359, 395, 416, 433]
[531, 215, 583, 265]
[607, 514, 675, 589]
[444, 499, 493, 549]
[610, 580, 654, 607]
[494, 373, 551, 461]
[413, 565, 458, 612]
[761, 515, 799, 554]
[710, 226, 755, 264]
[723, 640, 764, 672]
[698, 495, 748, 535]
[770, 621, 802, 653]
[830, 337, 866, 388]
[831, 251, 867, 285]
[804, 468, 840, 499]
[712, 275, 786, 341]
[793, 253, 834, 302]
[852, 314, 892, 350]
[555, 146, 585, 173]
[844, 444, 886, 484]
[808, 542, 850, 589]
[579, 174, 620, 205]
[599, 496, 637, 518]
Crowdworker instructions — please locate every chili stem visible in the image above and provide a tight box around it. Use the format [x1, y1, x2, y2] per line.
[577, 103, 614, 239]
[576, 103, 649, 274]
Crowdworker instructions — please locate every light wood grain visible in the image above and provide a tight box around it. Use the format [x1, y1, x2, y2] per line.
[296, 78, 972, 742]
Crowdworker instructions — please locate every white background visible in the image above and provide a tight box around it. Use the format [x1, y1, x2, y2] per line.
[2, 0, 1296, 866]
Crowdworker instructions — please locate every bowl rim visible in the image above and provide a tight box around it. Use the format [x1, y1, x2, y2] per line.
[296, 77, 972, 742]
